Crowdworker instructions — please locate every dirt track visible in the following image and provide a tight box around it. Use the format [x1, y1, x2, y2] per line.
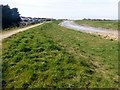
[1, 23, 43, 41]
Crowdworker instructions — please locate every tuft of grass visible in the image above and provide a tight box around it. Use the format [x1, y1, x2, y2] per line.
[2, 20, 118, 88]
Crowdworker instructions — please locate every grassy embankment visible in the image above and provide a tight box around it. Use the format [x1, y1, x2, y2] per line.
[75, 20, 118, 30]
[2, 20, 118, 88]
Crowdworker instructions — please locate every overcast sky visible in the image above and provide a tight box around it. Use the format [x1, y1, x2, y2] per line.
[0, 0, 119, 19]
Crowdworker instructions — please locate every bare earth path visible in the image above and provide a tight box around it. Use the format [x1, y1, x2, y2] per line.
[60, 21, 118, 40]
[1, 23, 43, 41]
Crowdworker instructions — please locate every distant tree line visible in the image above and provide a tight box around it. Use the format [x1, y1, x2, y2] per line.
[2, 5, 21, 29]
[83, 18, 112, 21]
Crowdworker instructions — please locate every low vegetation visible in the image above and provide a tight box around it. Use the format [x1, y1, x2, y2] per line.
[2, 21, 118, 88]
[75, 20, 118, 30]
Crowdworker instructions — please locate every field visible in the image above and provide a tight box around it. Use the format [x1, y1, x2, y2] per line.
[2, 20, 118, 88]
[75, 20, 118, 30]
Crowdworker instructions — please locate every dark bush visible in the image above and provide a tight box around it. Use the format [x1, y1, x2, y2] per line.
[2, 5, 21, 29]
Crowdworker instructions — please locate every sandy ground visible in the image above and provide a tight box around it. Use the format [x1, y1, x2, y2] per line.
[1, 23, 43, 41]
[60, 21, 118, 41]
[87, 31, 118, 41]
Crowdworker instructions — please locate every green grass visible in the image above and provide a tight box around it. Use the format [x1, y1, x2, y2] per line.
[75, 20, 118, 30]
[2, 20, 119, 88]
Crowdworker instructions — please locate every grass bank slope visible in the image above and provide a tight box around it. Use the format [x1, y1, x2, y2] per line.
[75, 20, 118, 30]
[2, 21, 118, 88]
